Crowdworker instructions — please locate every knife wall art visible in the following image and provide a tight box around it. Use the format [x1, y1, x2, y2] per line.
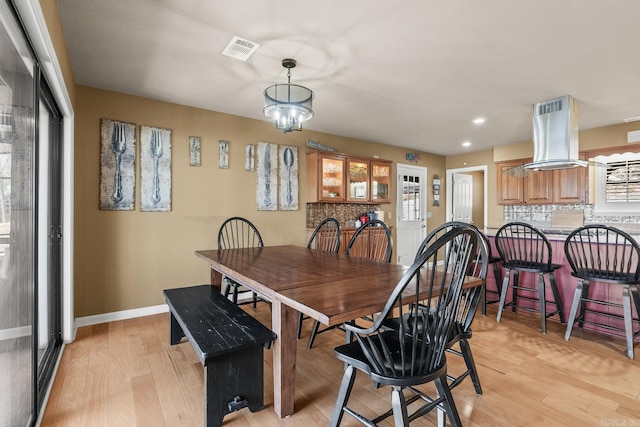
[140, 125, 172, 212]
[256, 141, 277, 211]
[279, 145, 299, 210]
[99, 118, 136, 211]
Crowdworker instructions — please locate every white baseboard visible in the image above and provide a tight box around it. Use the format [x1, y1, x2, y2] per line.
[73, 290, 253, 334]
[74, 304, 169, 328]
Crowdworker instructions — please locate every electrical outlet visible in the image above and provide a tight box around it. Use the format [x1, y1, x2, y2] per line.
[387, 212, 392, 220]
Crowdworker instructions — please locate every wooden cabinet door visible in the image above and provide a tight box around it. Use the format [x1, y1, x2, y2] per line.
[497, 161, 524, 205]
[552, 164, 587, 203]
[524, 169, 553, 204]
[346, 158, 370, 202]
[371, 160, 392, 203]
[306, 152, 346, 202]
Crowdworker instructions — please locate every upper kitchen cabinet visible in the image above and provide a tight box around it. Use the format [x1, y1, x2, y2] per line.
[347, 158, 370, 202]
[306, 151, 346, 202]
[371, 161, 391, 203]
[497, 160, 525, 204]
[551, 156, 587, 203]
[496, 158, 587, 205]
[307, 151, 392, 204]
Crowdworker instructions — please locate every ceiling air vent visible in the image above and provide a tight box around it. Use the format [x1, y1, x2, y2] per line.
[221, 36, 260, 61]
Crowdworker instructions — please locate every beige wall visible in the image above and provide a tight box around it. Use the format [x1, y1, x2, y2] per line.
[43, 0, 640, 318]
[74, 86, 445, 317]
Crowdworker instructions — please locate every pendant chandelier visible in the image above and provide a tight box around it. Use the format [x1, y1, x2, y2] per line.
[263, 58, 314, 133]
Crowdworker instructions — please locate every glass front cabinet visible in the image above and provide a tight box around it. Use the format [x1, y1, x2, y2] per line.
[347, 158, 369, 202]
[307, 151, 391, 204]
[307, 151, 346, 202]
[371, 161, 391, 203]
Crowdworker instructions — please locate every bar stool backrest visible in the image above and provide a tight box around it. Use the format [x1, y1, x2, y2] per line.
[495, 222, 553, 271]
[564, 224, 640, 284]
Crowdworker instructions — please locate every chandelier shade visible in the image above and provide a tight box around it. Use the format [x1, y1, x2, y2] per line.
[263, 59, 314, 133]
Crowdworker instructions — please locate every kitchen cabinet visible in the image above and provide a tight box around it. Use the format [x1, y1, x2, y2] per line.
[307, 151, 391, 204]
[347, 158, 370, 202]
[496, 158, 586, 205]
[306, 151, 346, 202]
[371, 161, 391, 203]
[551, 159, 587, 203]
[497, 160, 525, 204]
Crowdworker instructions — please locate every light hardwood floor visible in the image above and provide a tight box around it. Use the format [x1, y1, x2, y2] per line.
[41, 304, 640, 426]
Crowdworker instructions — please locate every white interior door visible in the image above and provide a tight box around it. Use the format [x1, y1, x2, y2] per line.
[452, 172, 473, 224]
[396, 164, 427, 266]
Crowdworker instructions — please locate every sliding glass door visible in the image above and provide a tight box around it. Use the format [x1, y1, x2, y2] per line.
[0, 1, 63, 425]
[36, 81, 63, 410]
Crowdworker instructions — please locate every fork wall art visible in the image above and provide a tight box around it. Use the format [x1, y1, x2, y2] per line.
[100, 119, 136, 210]
[140, 125, 172, 212]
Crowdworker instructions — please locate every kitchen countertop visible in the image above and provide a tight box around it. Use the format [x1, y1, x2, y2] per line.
[484, 223, 640, 240]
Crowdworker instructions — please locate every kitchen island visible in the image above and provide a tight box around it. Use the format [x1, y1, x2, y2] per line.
[484, 224, 640, 343]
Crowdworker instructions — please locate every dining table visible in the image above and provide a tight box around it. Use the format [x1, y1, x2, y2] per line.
[195, 245, 481, 418]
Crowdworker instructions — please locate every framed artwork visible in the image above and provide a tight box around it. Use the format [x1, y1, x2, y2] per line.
[189, 136, 201, 166]
[256, 142, 277, 211]
[140, 125, 172, 212]
[219, 140, 229, 169]
[279, 145, 299, 210]
[245, 144, 255, 171]
[99, 118, 136, 210]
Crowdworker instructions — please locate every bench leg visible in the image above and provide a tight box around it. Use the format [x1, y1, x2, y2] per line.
[205, 346, 265, 427]
[169, 312, 185, 345]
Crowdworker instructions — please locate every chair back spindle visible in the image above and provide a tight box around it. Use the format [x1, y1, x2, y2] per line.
[307, 218, 341, 253]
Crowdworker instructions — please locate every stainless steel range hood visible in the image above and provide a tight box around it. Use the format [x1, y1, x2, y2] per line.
[524, 95, 587, 171]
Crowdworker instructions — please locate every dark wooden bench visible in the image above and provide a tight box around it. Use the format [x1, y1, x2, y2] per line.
[163, 285, 276, 427]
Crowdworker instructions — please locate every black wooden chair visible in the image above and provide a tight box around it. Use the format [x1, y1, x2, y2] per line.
[495, 221, 565, 333]
[384, 221, 488, 395]
[564, 224, 640, 359]
[298, 218, 342, 339]
[346, 219, 393, 263]
[307, 219, 392, 349]
[217, 217, 267, 308]
[479, 230, 503, 315]
[331, 225, 481, 427]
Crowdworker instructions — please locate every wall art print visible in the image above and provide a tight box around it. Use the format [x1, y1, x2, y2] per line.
[279, 145, 299, 211]
[99, 118, 136, 211]
[256, 142, 277, 211]
[245, 144, 255, 171]
[140, 125, 172, 212]
[219, 140, 229, 169]
[189, 136, 201, 166]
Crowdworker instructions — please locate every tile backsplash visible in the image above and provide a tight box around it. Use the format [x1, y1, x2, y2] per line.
[504, 203, 640, 225]
[306, 203, 381, 228]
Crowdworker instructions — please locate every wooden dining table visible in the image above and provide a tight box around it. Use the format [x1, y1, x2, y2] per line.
[195, 245, 481, 418]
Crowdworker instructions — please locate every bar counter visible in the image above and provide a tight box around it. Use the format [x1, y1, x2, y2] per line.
[483, 223, 640, 342]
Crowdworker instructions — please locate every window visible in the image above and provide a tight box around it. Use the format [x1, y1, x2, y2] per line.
[594, 152, 640, 214]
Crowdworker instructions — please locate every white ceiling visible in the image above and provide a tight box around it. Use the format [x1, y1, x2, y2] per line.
[57, 0, 640, 156]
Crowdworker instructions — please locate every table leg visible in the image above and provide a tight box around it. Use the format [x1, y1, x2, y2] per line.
[271, 299, 297, 417]
[210, 267, 223, 291]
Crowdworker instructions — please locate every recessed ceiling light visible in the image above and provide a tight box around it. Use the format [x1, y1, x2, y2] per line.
[462, 141, 472, 147]
[472, 117, 486, 125]
[623, 116, 640, 123]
